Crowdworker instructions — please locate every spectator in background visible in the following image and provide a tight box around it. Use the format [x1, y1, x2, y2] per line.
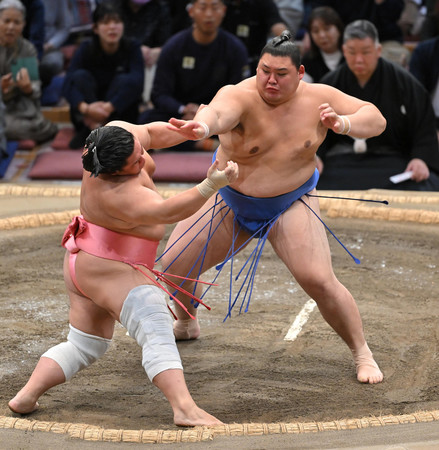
[0, 89, 7, 162]
[419, 0, 439, 39]
[21, 0, 45, 60]
[221, 0, 287, 74]
[115, 0, 171, 69]
[65, 0, 96, 45]
[301, 6, 344, 82]
[114, 0, 171, 104]
[166, 0, 192, 34]
[273, 0, 304, 38]
[62, 1, 144, 149]
[40, 0, 73, 105]
[317, 20, 439, 190]
[397, 0, 427, 41]
[0, 0, 57, 143]
[310, 0, 410, 65]
[139, 0, 249, 151]
[409, 35, 439, 133]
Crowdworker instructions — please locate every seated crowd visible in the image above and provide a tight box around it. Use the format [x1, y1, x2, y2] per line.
[0, 0, 438, 191]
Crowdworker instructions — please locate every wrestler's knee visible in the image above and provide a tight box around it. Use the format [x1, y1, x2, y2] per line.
[297, 273, 340, 300]
[42, 325, 111, 381]
[120, 285, 183, 382]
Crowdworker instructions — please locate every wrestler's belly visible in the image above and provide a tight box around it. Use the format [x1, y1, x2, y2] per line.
[230, 163, 317, 197]
[216, 145, 317, 197]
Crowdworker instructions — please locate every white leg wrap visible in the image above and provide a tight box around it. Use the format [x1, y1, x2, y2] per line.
[120, 285, 183, 381]
[42, 324, 111, 381]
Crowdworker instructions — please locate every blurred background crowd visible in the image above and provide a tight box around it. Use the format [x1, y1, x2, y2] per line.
[0, 0, 438, 190]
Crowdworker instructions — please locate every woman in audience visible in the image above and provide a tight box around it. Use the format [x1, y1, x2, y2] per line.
[62, 1, 144, 149]
[301, 6, 344, 82]
[0, 0, 58, 143]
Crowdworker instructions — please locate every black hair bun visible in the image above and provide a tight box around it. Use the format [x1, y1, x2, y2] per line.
[272, 30, 292, 47]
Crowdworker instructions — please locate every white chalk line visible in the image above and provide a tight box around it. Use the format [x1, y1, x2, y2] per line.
[284, 299, 317, 341]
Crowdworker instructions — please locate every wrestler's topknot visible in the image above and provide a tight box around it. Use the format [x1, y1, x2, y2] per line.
[272, 30, 292, 47]
[259, 30, 301, 69]
[82, 128, 105, 177]
[82, 126, 134, 177]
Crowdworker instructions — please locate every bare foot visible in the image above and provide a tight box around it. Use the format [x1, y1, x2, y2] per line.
[173, 318, 200, 341]
[174, 404, 223, 427]
[8, 394, 39, 415]
[352, 343, 383, 384]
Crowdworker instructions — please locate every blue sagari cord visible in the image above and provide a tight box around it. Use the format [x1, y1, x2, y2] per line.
[156, 192, 388, 320]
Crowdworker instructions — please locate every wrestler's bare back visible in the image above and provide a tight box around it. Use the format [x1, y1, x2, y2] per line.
[214, 78, 349, 197]
[80, 146, 166, 241]
[63, 168, 164, 309]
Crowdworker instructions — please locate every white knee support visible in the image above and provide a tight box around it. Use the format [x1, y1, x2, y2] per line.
[119, 285, 183, 381]
[42, 324, 111, 381]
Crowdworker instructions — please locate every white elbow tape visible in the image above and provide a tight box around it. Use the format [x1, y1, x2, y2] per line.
[195, 121, 210, 140]
[42, 325, 111, 381]
[120, 285, 183, 381]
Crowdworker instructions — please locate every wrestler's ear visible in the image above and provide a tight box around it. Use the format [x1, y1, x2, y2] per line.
[298, 65, 305, 80]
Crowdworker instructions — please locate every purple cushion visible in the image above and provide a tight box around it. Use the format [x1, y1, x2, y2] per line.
[28, 150, 82, 179]
[51, 127, 75, 150]
[28, 149, 212, 181]
[151, 151, 211, 182]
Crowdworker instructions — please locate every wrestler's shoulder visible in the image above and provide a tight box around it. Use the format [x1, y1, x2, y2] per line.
[302, 81, 340, 95]
[117, 176, 160, 197]
[216, 78, 257, 107]
[220, 77, 256, 94]
[299, 82, 342, 104]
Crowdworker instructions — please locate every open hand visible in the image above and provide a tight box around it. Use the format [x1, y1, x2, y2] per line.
[168, 118, 210, 140]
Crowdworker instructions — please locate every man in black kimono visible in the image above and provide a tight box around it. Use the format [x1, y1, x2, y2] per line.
[317, 20, 439, 191]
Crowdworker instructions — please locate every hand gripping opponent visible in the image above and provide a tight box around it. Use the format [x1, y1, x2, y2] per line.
[196, 159, 239, 198]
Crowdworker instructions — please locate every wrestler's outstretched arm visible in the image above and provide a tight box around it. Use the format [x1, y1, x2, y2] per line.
[167, 85, 245, 140]
[108, 160, 239, 225]
[105, 120, 191, 151]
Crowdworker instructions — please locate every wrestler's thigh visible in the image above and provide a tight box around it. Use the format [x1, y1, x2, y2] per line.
[268, 194, 335, 284]
[69, 293, 115, 339]
[162, 196, 247, 276]
[63, 253, 115, 338]
[64, 252, 144, 330]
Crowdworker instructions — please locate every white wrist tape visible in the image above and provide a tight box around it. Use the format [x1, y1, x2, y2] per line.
[196, 167, 229, 198]
[337, 115, 351, 135]
[195, 121, 210, 140]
